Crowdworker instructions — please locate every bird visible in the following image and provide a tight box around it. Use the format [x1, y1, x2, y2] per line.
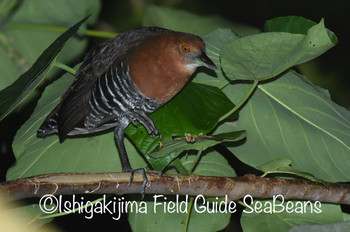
[37, 27, 217, 195]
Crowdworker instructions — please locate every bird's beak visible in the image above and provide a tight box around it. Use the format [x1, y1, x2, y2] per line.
[196, 52, 217, 70]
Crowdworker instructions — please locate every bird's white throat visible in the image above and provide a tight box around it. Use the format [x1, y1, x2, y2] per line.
[186, 63, 200, 72]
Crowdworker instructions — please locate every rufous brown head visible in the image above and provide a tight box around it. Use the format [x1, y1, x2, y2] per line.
[128, 30, 217, 105]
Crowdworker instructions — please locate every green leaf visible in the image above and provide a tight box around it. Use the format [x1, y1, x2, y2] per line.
[128, 151, 235, 232]
[257, 158, 293, 172]
[143, 5, 260, 36]
[0, 0, 100, 90]
[221, 70, 350, 182]
[257, 158, 321, 181]
[221, 19, 336, 81]
[241, 201, 343, 232]
[6, 73, 147, 180]
[264, 16, 338, 44]
[149, 131, 245, 159]
[3, 203, 54, 231]
[179, 150, 236, 177]
[0, 15, 90, 121]
[289, 221, 350, 232]
[126, 83, 235, 170]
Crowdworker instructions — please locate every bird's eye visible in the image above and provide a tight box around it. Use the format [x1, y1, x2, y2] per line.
[181, 44, 190, 53]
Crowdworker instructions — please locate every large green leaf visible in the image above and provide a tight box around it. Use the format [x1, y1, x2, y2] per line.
[289, 221, 350, 232]
[0, 15, 90, 121]
[143, 5, 260, 36]
[264, 16, 338, 43]
[221, 70, 350, 182]
[241, 201, 343, 232]
[257, 158, 321, 181]
[128, 151, 235, 232]
[0, 0, 100, 90]
[221, 19, 336, 81]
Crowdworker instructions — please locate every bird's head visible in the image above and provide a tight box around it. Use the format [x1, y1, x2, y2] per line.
[170, 33, 217, 74]
[128, 30, 216, 76]
[127, 28, 217, 104]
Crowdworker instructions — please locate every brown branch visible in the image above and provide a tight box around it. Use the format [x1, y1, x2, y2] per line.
[1, 173, 350, 204]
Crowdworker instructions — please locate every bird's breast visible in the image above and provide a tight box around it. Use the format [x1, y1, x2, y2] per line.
[127, 49, 194, 105]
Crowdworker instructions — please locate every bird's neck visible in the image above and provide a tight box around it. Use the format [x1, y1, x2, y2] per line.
[128, 58, 194, 105]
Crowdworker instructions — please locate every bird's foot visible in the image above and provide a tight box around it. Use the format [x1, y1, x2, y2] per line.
[126, 110, 161, 137]
[124, 168, 162, 199]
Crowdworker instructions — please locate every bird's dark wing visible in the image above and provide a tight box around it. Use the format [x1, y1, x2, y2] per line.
[53, 27, 173, 140]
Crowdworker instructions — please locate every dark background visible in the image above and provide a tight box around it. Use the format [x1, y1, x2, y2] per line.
[1, 0, 349, 231]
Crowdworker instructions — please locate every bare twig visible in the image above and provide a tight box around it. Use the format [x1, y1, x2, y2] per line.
[1, 173, 349, 204]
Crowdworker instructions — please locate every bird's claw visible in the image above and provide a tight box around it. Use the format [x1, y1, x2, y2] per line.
[125, 168, 162, 199]
[127, 110, 161, 137]
[124, 168, 148, 199]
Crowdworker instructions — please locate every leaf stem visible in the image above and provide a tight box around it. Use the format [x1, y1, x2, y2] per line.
[184, 148, 205, 231]
[0, 0, 18, 22]
[260, 170, 319, 182]
[184, 197, 194, 232]
[52, 61, 76, 75]
[172, 158, 189, 175]
[84, 29, 118, 39]
[218, 80, 259, 122]
[189, 148, 203, 173]
[10, 23, 118, 39]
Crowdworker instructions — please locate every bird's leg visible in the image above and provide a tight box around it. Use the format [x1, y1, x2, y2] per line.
[114, 117, 149, 198]
[127, 110, 163, 175]
[114, 117, 132, 171]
